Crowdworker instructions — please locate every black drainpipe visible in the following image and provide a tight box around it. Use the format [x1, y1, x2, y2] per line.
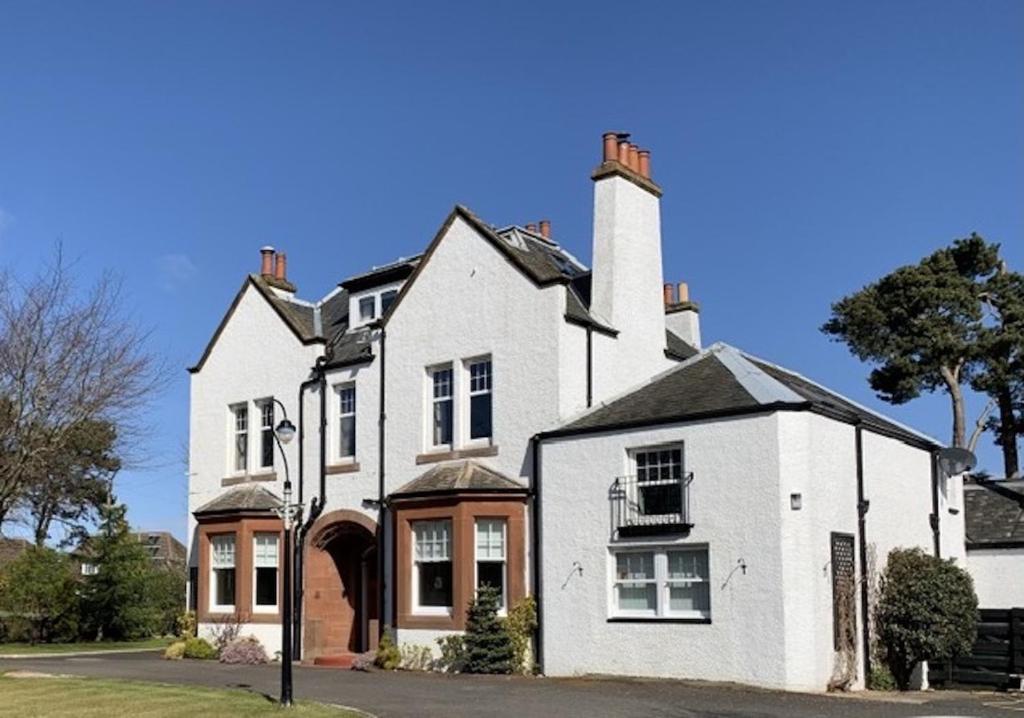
[855, 424, 872, 683]
[376, 322, 387, 640]
[530, 434, 544, 672]
[930, 451, 941, 558]
[585, 327, 593, 408]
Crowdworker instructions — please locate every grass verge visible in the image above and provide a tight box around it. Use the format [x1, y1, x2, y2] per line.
[0, 674, 364, 717]
[0, 637, 173, 655]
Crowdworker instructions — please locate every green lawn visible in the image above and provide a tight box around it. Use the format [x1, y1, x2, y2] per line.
[0, 675, 363, 717]
[0, 637, 173, 655]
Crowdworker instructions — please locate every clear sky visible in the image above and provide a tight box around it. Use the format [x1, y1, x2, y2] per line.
[1, 1, 1021, 542]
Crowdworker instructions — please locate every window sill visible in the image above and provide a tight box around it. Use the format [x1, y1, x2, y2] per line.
[221, 472, 277, 487]
[416, 445, 498, 465]
[607, 616, 711, 625]
[326, 462, 361, 475]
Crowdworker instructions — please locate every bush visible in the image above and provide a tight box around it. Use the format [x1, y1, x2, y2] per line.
[506, 595, 538, 674]
[462, 584, 512, 674]
[868, 664, 897, 691]
[175, 611, 196, 639]
[435, 634, 466, 673]
[219, 635, 268, 665]
[351, 651, 376, 672]
[875, 547, 977, 690]
[183, 636, 217, 660]
[398, 644, 432, 671]
[0, 546, 79, 643]
[374, 628, 401, 670]
[163, 641, 186, 660]
[207, 614, 243, 654]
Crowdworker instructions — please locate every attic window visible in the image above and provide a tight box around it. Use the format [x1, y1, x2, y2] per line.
[381, 289, 398, 314]
[359, 296, 376, 322]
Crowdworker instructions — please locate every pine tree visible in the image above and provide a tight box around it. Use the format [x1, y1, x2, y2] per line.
[461, 584, 513, 674]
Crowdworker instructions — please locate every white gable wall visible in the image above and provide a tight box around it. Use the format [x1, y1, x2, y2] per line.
[967, 548, 1024, 607]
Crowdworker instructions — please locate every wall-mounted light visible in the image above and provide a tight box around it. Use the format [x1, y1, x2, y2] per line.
[790, 493, 802, 510]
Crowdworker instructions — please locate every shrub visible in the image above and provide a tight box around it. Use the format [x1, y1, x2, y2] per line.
[462, 584, 512, 674]
[435, 634, 466, 673]
[207, 614, 243, 654]
[398, 644, 433, 671]
[875, 547, 977, 690]
[868, 664, 897, 691]
[351, 651, 376, 672]
[219, 635, 268, 665]
[183, 636, 217, 660]
[175, 611, 196, 639]
[0, 546, 79, 643]
[374, 628, 401, 670]
[163, 641, 186, 660]
[506, 595, 538, 674]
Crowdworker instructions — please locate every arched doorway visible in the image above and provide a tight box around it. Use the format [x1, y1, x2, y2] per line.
[303, 510, 379, 660]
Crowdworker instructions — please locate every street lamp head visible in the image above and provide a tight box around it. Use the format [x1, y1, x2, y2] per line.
[275, 418, 297, 445]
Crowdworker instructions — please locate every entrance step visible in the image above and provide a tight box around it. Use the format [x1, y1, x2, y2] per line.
[313, 653, 357, 669]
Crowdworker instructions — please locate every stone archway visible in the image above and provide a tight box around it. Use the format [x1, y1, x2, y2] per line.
[303, 510, 379, 660]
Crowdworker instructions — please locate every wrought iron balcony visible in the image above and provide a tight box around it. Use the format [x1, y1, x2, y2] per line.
[611, 472, 693, 537]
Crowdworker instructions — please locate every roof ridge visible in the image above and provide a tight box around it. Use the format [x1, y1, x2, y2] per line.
[711, 344, 805, 405]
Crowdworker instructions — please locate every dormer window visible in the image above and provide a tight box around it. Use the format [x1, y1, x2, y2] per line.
[359, 296, 376, 322]
[381, 289, 398, 314]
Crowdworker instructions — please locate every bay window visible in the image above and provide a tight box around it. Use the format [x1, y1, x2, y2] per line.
[475, 518, 506, 609]
[211, 534, 236, 611]
[413, 519, 452, 613]
[253, 533, 279, 612]
[611, 546, 710, 620]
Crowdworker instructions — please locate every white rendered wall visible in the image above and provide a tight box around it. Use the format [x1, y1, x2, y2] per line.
[557, 318, 589, 418]
[967, 548, 1024, 608]
[665, 309, 701, 350]
[540, 414, 791, 689]
[198, 621, 282, 657]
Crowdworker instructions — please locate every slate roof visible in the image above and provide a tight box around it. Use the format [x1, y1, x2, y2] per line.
[193, 485, 282, 517]
[964, 479, 1024, 548]
[665, 329, 699, 360]
[549, 343, 938, 448]
[391, 460, 528, 498]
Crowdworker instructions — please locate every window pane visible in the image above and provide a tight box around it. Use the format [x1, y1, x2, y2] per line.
[617, 583, 656, 611]
[432, 369, 452, 398]
[669, 583, 710, 613]
[254, 534, 278, 567]
[667, 550, 708, 580]
[339, 386, 356, 414]
[476, 519, 505, 559]
[477, 561, 504, 602]
[470, 393, 492, 439]
[616, 552, 654, 580]
[381, 290, 398, 313]
[212, 536, 235, 568]
[340, 416, 356, 457]
[414, 520, 451, 561]
[470, 360, 492, 392]
[255, 567, 277, 606]
[418, 561, 452, 607]
[359, 296, 375, 320]
[215, 568, 235, 606]
[639, 484, 682, 516]
[235, 433, 247, 472]
[433, 399, 452, 445]
[261, 428, 274, 468]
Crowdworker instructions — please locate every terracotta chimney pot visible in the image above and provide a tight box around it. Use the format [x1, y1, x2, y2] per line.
[617, 140, 630, 165]
[602, 133, 618, 163]
[677, 282, 690, 303]
[663, 283, 676, 306]
[628, 144, 640, 172]
[259, 246, 275, 276]
[275, 252, 287, 281]
[638, 150, 651, 179]
[539, 219, 551, 238]
[526, 223, 538, 232]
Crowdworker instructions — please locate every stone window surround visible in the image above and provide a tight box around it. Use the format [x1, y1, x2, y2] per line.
[393, 494, 525, 631]
[196, 515, 283, 624]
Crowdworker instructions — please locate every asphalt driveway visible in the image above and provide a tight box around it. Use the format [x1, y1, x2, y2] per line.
[1, 651, 1020, 718]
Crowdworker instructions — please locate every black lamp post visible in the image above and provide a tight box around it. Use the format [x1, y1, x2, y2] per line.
[271, 400, 300, 707]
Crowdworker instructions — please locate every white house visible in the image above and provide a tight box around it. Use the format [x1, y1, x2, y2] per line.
[964, 478, 1024, 609]
[186, 133, 964, 689]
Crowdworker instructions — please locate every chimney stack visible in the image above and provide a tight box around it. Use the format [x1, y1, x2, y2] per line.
[539, 219, 551, 239]
[274, 252, 287, 282]
[260, 246, 275, 276]
[526, 222, 538, 233]
[665, 280, 701, 349]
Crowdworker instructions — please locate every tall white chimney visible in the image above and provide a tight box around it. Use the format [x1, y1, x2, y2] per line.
[590, 132, 671, 396]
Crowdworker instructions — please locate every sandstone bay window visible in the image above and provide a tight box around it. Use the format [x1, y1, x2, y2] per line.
[231, 404, 248, 472]
[337, 384, 356, 459]
[258, 400, 274, 470]
[431, 366, 453, 448]
[412, 519, 452, 613]
[253, 532, 279, 612]
[475, 518, 506, 609]
[468, 359, 492, 441]
[211, 534, 236, 612]
[610, 546, 710, 620]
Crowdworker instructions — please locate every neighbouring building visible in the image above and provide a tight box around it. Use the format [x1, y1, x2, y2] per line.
[186, 133, 965, 690]
[74, 531, 186, 577]
[0, 537, 30, 568]
[964, 478, 1024, 609]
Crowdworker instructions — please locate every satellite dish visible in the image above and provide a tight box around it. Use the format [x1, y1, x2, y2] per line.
[937, 447, 977, 476]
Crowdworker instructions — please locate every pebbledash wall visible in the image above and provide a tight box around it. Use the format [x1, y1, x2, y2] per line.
[540, 410, 958, 691]
[968, 548, 1024, 608]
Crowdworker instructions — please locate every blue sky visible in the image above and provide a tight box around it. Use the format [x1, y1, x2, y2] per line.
[1, 1, 1021, 542]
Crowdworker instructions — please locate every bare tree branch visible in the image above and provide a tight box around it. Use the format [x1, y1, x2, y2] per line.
[967, 398, 997, 454]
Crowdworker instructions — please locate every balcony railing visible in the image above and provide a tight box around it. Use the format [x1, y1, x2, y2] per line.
[611, 472, 693, 537]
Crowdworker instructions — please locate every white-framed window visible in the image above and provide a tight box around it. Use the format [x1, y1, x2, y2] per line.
[430, 366, 454, 448]
[359, 296, 376, 322]
[210, 534, 236, 611]
[258, 400, 274, 470]
[381, 289, 398, 314]
[231, 404, 248, 473]
[337, 383, 356, 459]
[412, 519, 452, 614]
[468, 359, 493, 441]
[81, 562, 98, 576]
[610, 545, 710, 620]
[631, 446, 684, 518]
[475, 518, 506, 611]
[253, 533, 279, 612]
